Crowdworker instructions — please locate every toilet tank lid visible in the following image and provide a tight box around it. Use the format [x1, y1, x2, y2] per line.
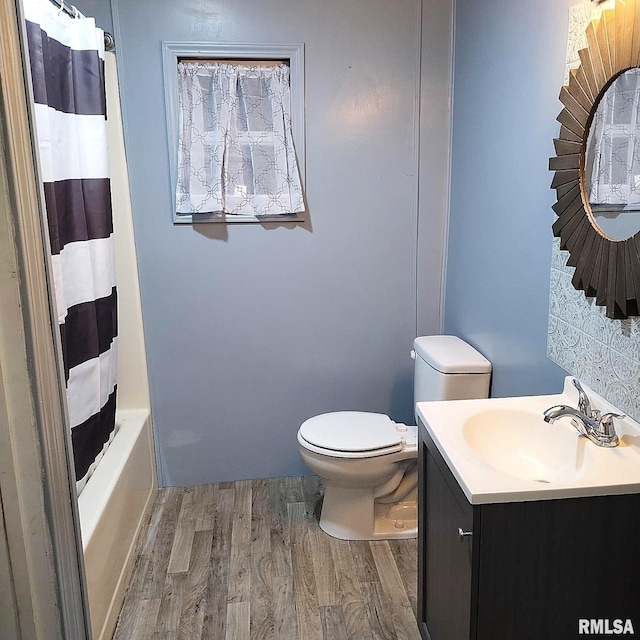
[413, 335, 491, 374]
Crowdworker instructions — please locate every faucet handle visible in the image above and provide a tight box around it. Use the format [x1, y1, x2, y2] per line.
[599, 412, 625, 434]
[601, 411, 625, 420]
[572, 378, 594, 417]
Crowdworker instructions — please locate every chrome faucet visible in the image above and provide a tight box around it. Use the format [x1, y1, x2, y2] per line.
[573, 377, 594, 418]
[543, 379, 624, 448]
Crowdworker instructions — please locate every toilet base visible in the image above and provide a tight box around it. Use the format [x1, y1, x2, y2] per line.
[319, 485, 417, 541]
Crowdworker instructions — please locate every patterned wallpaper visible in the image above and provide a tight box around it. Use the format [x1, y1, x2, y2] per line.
[547, 1, 640, 422]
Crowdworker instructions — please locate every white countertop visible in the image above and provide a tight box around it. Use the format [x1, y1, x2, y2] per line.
[416, 377, 640, 505]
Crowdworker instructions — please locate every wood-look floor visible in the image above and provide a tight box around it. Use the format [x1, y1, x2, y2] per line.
[113, 476, 421, 640]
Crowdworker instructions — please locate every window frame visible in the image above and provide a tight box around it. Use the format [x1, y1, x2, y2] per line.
[162, 41, 305, 224]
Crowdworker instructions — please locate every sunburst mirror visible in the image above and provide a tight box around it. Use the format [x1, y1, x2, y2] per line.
[550, 0, 640, 319]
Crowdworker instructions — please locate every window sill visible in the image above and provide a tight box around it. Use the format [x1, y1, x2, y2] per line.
[173, 212, 306, 224]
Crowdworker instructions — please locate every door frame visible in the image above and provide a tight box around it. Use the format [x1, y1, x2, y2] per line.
[0, 0, 91, 637]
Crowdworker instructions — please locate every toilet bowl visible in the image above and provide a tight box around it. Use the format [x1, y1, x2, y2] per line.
[298, 412, 418, 540]
[297, 335, 492, 541]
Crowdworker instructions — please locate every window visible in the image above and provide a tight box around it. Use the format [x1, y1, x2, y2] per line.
[162, 43, 305, 223]
[586, 68, 640, 208]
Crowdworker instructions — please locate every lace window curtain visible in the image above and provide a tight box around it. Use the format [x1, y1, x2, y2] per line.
[586, 68, 640, 207]
[176, 62, 304, 216]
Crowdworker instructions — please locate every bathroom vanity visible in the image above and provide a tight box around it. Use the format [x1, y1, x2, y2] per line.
[416, 379, 640, 640]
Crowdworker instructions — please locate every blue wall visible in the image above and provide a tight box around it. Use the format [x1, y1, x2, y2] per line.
[75, 0, 577, 482]
[73, 0, 112, 33]
[103, 0, 451, 486]
[445, 0, 570, 397]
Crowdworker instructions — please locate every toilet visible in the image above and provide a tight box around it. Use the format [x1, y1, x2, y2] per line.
[297, 335, 491, 540]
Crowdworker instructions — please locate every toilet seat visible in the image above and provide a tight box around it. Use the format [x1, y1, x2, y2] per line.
[298, 411, 415, 459]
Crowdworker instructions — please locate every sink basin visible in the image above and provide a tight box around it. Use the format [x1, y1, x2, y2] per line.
[416, 377, 640, 504]
[462, 409, 589, 484]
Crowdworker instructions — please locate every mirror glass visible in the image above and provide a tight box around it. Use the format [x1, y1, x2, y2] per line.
[584, 68, 640, 241]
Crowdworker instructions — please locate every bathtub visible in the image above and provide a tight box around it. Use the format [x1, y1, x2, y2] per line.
[78, 409, 156, 640]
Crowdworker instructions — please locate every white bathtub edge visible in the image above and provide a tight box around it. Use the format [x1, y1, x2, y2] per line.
[79, 409, 156, 640]
[78, 409, 148, 545]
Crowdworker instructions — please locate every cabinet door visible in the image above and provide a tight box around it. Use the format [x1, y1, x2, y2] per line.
[422, 444, 474, 640]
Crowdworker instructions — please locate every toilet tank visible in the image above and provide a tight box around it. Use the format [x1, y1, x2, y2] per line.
[413, 335, 491, 402]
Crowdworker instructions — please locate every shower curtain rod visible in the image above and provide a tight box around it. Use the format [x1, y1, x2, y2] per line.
[46, 0, 116, 51]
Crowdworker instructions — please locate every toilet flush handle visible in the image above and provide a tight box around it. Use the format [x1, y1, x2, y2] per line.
[458, 527, 473, 542]
[410, 349, 416, 360]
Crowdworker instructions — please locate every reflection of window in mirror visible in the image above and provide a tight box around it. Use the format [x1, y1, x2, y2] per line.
[585, 68, 640, 240]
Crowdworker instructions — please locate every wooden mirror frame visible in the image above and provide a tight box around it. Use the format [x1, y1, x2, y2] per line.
[550, 0, 640, 319]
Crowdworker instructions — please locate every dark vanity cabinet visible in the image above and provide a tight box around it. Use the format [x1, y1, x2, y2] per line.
[417, 422, 640, 640]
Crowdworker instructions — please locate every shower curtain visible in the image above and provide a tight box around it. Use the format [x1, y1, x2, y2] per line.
[24, 0, 118, 489]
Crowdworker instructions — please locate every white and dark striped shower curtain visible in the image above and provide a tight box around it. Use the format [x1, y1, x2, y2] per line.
[24, 0, 118, 488]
